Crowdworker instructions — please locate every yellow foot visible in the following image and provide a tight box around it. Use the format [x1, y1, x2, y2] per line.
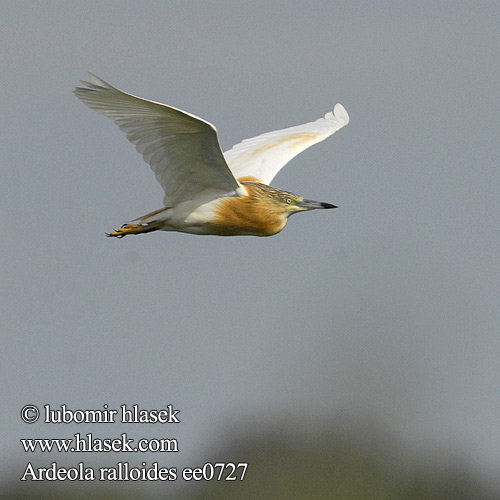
[106, 224, 145, 238]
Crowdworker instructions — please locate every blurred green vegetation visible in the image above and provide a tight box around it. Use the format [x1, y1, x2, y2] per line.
[3, 416, 498, 500]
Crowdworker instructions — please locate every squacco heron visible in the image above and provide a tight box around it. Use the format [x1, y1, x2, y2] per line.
[74, 74, 349, 237]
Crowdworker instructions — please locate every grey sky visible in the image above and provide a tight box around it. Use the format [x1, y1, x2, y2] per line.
[2, 0, 499, 495]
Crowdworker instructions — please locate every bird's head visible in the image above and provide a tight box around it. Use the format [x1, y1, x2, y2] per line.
[271, 189, 337, 217]
[235, 181, 337, 236]
[245, 182, 337, 217]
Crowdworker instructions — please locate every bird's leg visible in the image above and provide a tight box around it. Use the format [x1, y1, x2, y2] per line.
[106, 223, 147, 238]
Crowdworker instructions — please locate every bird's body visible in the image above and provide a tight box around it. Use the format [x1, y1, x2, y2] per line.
[74, 74, 349, 237]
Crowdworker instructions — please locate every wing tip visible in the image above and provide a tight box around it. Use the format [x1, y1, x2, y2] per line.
[323, 104, 349, 128]
[74, 73, 116, 95]
[334, 103, 349, 124]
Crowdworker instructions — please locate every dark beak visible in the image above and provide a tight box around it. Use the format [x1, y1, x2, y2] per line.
[297, 199, 337, 211]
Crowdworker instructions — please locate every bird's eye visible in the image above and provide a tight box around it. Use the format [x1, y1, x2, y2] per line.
[286, 198, 292, 204]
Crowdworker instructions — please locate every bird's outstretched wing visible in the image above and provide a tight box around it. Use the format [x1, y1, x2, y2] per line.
[74, 74, 240, 206]
[224, 104, 349, 185]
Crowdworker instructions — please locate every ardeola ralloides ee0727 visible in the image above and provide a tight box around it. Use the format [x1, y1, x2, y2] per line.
[74, 74, 349, 238]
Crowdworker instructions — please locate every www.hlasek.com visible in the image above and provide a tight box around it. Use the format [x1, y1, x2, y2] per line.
[20, 404, 248, 482]
[21, 433, 178, 453]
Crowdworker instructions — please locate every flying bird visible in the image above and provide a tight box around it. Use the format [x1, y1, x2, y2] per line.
[74, 74, 349, 237]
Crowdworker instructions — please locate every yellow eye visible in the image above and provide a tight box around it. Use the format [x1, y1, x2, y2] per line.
[286, 198, 292, 204]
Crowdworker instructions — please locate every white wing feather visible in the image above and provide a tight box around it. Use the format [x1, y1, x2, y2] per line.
[224, 104, 349, 185]
[74, 74, 240, 206]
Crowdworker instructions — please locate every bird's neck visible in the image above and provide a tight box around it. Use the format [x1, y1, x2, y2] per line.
[210, 182, 288, 236]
